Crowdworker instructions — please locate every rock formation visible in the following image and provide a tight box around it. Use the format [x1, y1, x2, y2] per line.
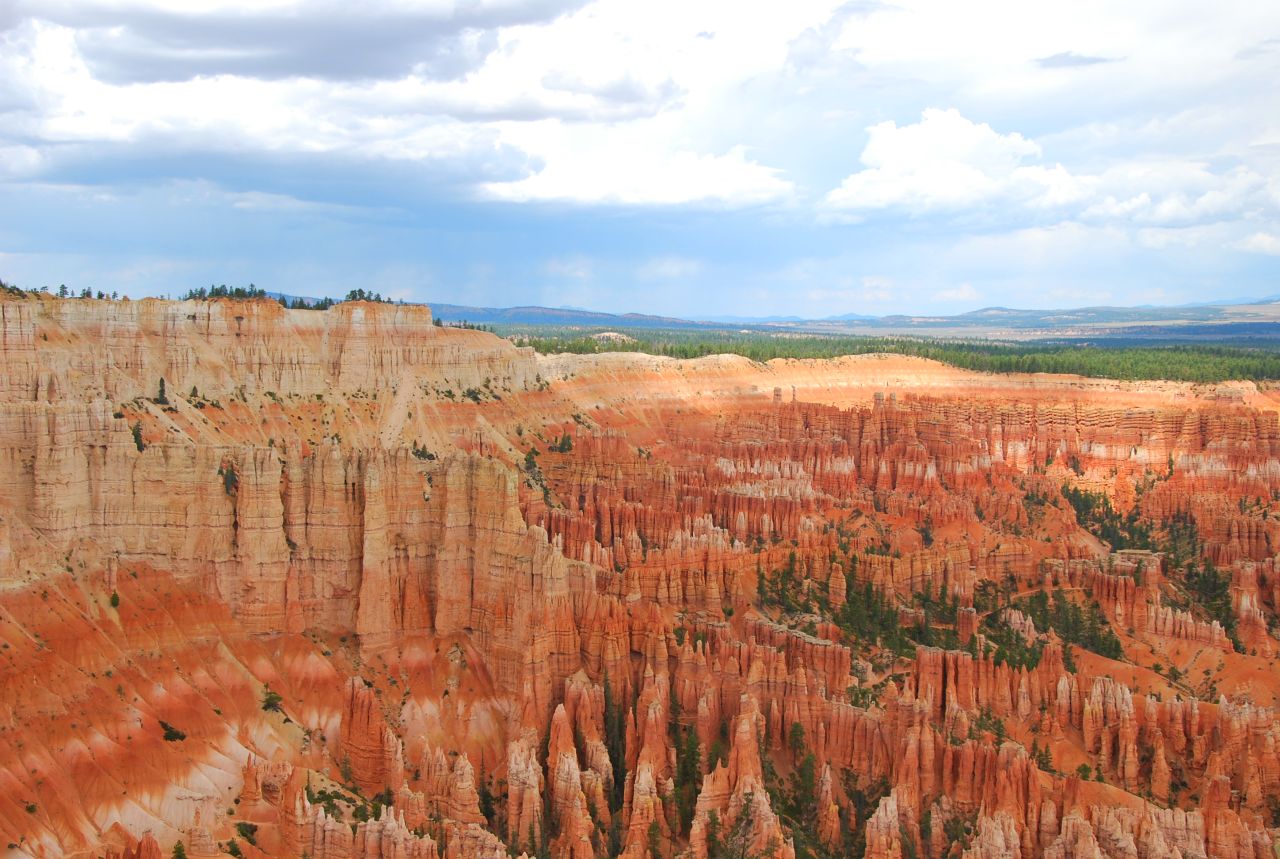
[1, 294, 1278, 858]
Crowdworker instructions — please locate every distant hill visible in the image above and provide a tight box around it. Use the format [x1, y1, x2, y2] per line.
[427, 303, 729, 329]
[256, 293, 1280, 342]
[429, 303, 887, 328]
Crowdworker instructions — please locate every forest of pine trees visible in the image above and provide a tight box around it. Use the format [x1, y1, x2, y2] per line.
[512, 329, 1280, 383]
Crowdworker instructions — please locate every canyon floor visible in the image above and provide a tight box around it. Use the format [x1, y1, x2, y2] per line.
[1, 295, 1279, 859]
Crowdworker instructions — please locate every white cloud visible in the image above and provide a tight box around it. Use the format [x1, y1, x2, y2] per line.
[859, 276, 894, 304]
[1080, 162, 1269, 226]
[2, 2, 827, 201]
[637, 257, 702, 279]
[4, 0, 1280, 313]
[3, 0, 852, 208]
[825, 108, 1091, 213]
[832, 0, 1280, 110]
[1235, 232, 1280, 255]
[545, 256, 593, 279]
[0, 145, 43, 178]
[948, 221, 1131, 268]
[933, 282, 979, 303]
[483, 137, 792, 205]
[826, 108, 1276, 241]
[3, 20, 497, 160]
[1135, 223, 1229, 250]
[802, 275, 896, 306]
[6, 0, 1279, 223]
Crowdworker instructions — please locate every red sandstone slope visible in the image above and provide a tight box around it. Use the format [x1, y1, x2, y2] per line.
[0, 294, 1278, 859]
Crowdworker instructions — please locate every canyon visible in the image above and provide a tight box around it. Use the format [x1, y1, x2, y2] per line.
[1, 294, 1279, 859]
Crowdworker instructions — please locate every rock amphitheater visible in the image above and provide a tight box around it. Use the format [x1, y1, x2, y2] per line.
[1, 295, 1279, 858]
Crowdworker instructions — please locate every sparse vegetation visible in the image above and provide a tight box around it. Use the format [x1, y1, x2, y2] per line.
[261, 687, 284, 713]
[1061, 485, 1152, 550]
[181, 284, 267, 300]
[234, 822, 258, 845]
[1011, 589, 1124, 661]
[160, 720, 186, 741]
[343, 288, 392, 303]
[603, 673, 627, 815]
[1183, 559, 1240, 649]
[219, 462, 239, 495]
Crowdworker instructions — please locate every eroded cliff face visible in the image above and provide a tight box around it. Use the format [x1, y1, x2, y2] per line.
[1, 295, 1279, 859]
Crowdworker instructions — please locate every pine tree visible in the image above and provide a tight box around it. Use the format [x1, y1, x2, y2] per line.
[603, 673, 627, 813]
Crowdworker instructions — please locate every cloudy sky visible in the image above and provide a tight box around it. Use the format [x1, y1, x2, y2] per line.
[2, 0, 1278, 317]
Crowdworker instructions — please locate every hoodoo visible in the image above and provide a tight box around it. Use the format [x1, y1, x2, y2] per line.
[2, 295, 1279, 858]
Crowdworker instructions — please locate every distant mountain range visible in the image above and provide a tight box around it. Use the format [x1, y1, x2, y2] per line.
[424, 303, 718, 329]
[425, 302, 888, 329]
[424, 296, 1280, 341]
[261, 292, 1280, 342]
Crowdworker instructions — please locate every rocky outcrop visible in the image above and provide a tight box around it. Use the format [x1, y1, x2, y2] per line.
[545, 704, 596, 859]
[340, 677, 406, 795]
[402, 746, 486, 827]
[688, 696, 794, 859]
[282, 774, 442, 859]
[506, 732, 545, 849]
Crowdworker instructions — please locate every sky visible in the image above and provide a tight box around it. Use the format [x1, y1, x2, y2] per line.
[1, 0, 1278, 318]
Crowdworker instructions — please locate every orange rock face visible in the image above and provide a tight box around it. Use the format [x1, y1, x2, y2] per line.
[2, 295, 1280, 858]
